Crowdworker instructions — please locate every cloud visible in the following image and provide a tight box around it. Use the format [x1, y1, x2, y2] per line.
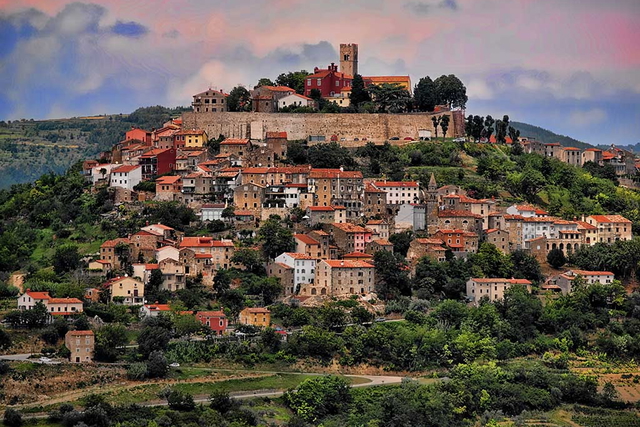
[569, 108, 607, 127]
[111, 21, 148, 37]
[404, 0, 458, 14]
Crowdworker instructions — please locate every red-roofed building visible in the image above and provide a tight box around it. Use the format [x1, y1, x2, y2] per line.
[196, 311, 227, 335]
[482, 228, 511, 254]
[179, 237, 235, 269]
[274, 252, 317, 294]
[138, 148, 176, 180]
[550, 270, 615, 294]
[220, 138, 251, 160]
[175, 129, 208, 150]
[438, 210, 483, 235]
[586, 214, 632, 244]
[304, 63, 352, 98]
[65, 330, 95, 363]
[125, 127, 152, 145]
[155, 175, 182, 201]
[308, 169, 364, 218]
[434, 229, 479, 253]
[301, 259, 374, 297]
[331, 222, 373, 254]
[407, 238, 447, 262]
[467, 278, 532, 305]
[18, 290, 83, 316]
[110, 165, 142, 191]
[252, 86, 296, 112]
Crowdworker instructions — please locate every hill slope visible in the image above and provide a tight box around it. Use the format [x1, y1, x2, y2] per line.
[511, 121, 593, 149]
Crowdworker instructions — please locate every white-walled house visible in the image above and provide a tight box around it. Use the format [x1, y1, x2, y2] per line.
[110, 165, 142, 190]
[274, 252, 316, 294]
[278, 93, 314, 109]
[18, 290, 83, 316]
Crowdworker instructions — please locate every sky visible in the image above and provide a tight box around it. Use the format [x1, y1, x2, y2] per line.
[0, 0, 639, 145]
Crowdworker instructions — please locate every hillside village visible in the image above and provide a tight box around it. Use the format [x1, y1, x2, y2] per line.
[18, 43, 635, 336]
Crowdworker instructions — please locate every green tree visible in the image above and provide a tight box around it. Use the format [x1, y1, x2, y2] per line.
[52, 244, 81, 275]
[508, 125, 521, 143]
[368, 83, 412, 113]
[3, 408, 23, 427]
[349, 74, 371, 107]
[434, 74, 468, 109]
[257, 215, 295, 259]
[483, 115, 495, 140]
[547, 248, 567, 268]
[0, 327, 12, 350]
[94, 324, 128, 362]
[146, 268, 164, 298]
[227, 86, 251, 112]
[255, 78, 275, 88]
[307, 142, 356, 169]
[283, 375, 352, 422]
[146, 350, 169, 378]
[431, 116, 441, 140]
[276, 70, 310, 94]
[286, 141, 309, 164]
[414, 76, 437, 112]
[374, 250, 411, 299]
[209, 390, 236, 414]
[231, 248, 265, 274]
[317, 305, 347, 329]
[440, 114, 451, 141]
[138, 325, 172, 358]
[470, 243, 514, 278]
[511, 250, 544, 283]
[389, 230, 413, 256]
[351, 306, 374, 324]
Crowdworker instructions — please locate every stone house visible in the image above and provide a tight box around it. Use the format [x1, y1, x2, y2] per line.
[192, 88, 228, 113]
[302, 260, 375, 297]
[65, 330, 94, 363]
[482, 228, 510, 254]
[331, 222, 373, 255]
[466, 278, 532, 306]
[406, 238, 447, 263]
[234, 182, 267, 216]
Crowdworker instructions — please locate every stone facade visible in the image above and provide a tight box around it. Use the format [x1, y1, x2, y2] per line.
[182, 111, 464, 144]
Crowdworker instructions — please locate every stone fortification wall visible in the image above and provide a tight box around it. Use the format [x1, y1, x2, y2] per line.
[182, 111, 464, 146]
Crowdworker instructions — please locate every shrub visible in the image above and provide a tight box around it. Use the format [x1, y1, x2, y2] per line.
[126, 362, 148, 380]
[3, 408, 23, 427]
[146, 350, 168, 378]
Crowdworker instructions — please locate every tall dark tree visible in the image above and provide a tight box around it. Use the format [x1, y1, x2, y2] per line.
[349, 74, 370, 107]
[508, 125, 520, 143]
[257, 215, 295, 259]
[368, 83, 411, 113]
[431, 116, 441, 140]
[413, 76, 437, 112]
[440, 114, 451, 141]
[255, 78, 275, 88]
[374, 250, 411, 299]
[227, 86, 251, 112]
[547, 248, 567, 268]
[52, 243, 81, 275]
[482, 115, 495, 140]
[434, 74, 468, 109]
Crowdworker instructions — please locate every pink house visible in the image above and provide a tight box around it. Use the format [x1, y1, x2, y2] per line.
[196, 311, 228, 335]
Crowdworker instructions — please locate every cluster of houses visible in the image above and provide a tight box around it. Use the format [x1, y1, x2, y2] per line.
[516, 138, 637, 176]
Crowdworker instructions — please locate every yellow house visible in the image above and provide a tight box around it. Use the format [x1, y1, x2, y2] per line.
[178, 129, 209, 149]
[239, 307, 271, 327]
[105, 276, 145, 305]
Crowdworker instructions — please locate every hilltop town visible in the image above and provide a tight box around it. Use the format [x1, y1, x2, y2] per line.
[2, 42, 640, 427]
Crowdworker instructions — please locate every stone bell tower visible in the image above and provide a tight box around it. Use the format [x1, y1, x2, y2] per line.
[339, 43, 358, 77]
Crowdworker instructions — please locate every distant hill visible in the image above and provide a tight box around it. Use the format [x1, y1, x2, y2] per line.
[510, 122, 593, 150]
[605, 142, 640, 154]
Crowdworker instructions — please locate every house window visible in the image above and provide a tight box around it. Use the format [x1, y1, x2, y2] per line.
[317, 78, 321, 86]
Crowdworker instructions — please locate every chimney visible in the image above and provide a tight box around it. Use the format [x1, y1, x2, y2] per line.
[314, 67, 319, 73]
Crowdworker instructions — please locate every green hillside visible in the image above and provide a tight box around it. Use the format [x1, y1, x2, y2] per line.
[511, 121, 593, 149]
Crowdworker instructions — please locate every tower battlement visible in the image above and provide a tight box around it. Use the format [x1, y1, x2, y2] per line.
[339, 43, 358, 77]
